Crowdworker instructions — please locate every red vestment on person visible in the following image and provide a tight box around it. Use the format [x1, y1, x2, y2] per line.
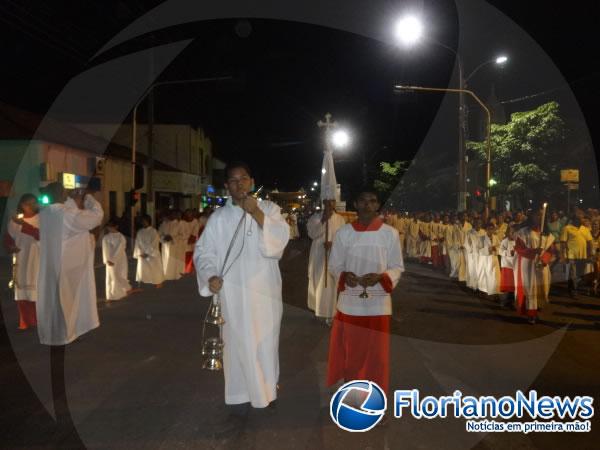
[326, 218, 400, 395]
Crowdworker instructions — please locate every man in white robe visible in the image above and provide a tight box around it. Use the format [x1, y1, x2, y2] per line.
[457, 214, 472, 283]
[102, 219, 132, 300]
[307, 199, 345, 323]
[419, 214, 433, 264]
[159, 212, 183, 280]
[5, 193, 40, 329]
[478, 223, 501, 296]
[37, 183, 104, 345]
[515, 211, 554, 324]
[326, 190, 404, 395]
[406, 215, 420, 259]
[134, 215, 164, 287]
[194, 162, 289, 411]
[464, 219, 483, 291]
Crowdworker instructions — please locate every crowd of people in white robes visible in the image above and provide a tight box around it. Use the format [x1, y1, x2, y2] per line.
[4, 186, 212, 343]
[381, 206, 600, 324]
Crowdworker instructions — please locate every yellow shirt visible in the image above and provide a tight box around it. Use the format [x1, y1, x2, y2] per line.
[560, 224, 592, 259]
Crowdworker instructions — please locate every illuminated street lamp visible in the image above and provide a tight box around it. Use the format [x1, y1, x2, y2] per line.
[395, 15, 423, 46]
[331, 129, 350, 149]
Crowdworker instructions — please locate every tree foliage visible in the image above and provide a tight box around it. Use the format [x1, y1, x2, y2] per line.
[373, 160, 410, 194]
[467, 101, 566, 208]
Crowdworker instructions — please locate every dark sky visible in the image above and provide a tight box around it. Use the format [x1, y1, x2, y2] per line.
[0, 0, 599, 194]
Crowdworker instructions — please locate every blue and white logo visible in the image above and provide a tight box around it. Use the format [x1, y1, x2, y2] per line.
[330, 380, 387, 432]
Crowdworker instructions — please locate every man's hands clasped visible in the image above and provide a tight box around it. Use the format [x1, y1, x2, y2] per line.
[345, 272, 383, 292]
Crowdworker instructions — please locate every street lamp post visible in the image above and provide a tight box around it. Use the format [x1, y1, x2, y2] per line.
[395, 84, 492, 214]
[129, 76, 232, 252]
[395, 15, 507, 211]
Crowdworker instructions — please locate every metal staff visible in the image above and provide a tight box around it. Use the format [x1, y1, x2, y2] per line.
[324, 215, 329, 288]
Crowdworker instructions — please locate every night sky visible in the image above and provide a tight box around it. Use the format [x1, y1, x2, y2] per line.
[0, 0, 599, 196]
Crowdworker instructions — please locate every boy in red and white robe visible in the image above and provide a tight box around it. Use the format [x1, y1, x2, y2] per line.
[326, 191, 404, 394]
[498, 225, 516, 307]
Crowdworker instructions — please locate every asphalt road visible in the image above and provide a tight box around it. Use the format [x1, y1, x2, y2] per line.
[1, 238, 600, 449]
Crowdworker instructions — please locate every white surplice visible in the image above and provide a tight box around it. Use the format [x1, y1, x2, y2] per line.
[159, 219, 184, 280]
[457, 221, 472, 282]
[406, 219, 420, 258]
[464, 228, 483, 290]
[7, 214, 40, 301]
[515, 228, 555, 311]
[444, 222, 459, 279]
[182, 219, 200, 253]
[419, 221, 432, 259]
[306, 212, 346, 318]
[328, 221, 404, 316]
[134, 226, 164, 285]
[102, 231, 131, 300]
[478, 234, 501, 295]
[194, 199, 290, 408]
[37, 195, 104, 345]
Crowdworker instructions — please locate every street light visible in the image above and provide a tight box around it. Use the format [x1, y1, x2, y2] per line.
[331, 129, 350, 149]
[313, 181, 318, 186]
[394, 14, 508, 212]
[395, 16, 423, 46]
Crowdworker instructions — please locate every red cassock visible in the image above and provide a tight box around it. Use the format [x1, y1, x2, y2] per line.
[431, 243, 443, 268]
[327, 310, 391, 394]
[184, 225, 205, 274]
[499, 268, 515, 293]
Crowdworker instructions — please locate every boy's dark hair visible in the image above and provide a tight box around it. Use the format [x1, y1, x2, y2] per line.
[141, 214, 152, 225]
[106, 217, 120, 228]
[225, 161, 252, 179]
[354, 187, 379, 202]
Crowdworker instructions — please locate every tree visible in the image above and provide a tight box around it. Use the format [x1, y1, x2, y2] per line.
[373, 160, 410, 194]
[467, 101, 566, 210]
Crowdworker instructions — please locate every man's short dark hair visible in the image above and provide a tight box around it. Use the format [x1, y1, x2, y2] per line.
[106, 217, 120, 228]
[225, 161, 252, 179]
[354, 187, 379, 202]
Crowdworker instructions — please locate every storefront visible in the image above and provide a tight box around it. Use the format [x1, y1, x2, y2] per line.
[152, 169, 203, 215]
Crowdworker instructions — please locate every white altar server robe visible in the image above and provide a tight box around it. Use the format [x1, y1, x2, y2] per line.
[159, 219, 183, 280]
[328, 221, 404, 316]
[194, 200, 290, 408]
[37, 195, 103, 345]
[306, 212, 346, 318]
[134, 227, 164, 284]
[102, 232, 131, 300]
[7, 214, 40, 301]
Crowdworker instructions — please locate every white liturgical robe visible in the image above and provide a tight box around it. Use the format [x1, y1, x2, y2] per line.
[159, 219, 184, 280]
[37, 195, 103, 345]
[306, 212, 346, 318]
[328, 219, 404, 316]
[7, 214, 40, 301]
[194, 199, 290, 408]
[134, 227, 164, 285]
[102, 231, 131, 300]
